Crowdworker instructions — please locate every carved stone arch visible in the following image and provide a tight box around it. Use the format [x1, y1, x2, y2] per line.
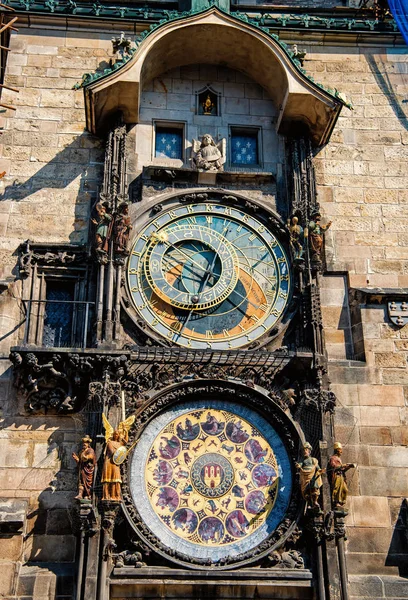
[83, 7, 344, 145]
[121, 378, 304, 569]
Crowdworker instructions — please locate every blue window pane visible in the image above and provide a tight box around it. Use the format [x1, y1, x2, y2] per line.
[231, 134, 258, 165]
[43, 284, 74, 348]
[155, 129, 183, 159]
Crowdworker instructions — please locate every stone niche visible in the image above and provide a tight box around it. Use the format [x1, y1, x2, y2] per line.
[134, 64, 281, 175]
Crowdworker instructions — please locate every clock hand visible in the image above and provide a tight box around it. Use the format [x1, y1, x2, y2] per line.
[197, 224, 230, 296]
[175, 250, 220, 337]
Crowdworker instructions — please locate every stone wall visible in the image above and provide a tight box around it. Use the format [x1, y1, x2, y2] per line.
[0, 28, 113, 599]
[0, 29, 111, 280]
[306, 45, 408, 587]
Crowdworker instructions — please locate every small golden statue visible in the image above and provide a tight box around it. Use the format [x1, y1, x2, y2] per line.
[101, 413, 135, 502]
[327, 442, 356, 510]
[202, 94, 215, 115]
[296, 442, 325, 510]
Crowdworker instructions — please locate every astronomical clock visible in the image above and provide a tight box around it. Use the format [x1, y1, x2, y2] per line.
[118, 190, 303, 569]
[124, 192, 292, 350]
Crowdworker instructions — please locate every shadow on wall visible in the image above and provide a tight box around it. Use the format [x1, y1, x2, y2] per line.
[366, 54, 408, 132]
[386, 498, 408, 577]
[0, 131, 104, 198]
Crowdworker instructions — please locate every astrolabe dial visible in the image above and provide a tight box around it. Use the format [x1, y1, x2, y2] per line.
[142, 407, 280, 548]
[144, 225, 239, 311]
[127, 202, 291, 349]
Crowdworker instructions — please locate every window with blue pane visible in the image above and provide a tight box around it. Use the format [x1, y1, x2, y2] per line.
[231, 130, 259, 167]
[43, 282, 74, 348]
[155, 127, 183, 160]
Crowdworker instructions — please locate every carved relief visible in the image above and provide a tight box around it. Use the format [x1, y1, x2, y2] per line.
[192, 135, 226, 171]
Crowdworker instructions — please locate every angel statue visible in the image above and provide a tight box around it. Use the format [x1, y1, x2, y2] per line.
[192, 134, 226, 172]
[101, 413, 135, 502]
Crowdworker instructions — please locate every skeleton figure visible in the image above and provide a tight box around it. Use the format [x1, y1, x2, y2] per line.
[192, 134, 226, 171]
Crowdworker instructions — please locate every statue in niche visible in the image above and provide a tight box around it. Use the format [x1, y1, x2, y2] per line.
[72, 435, 96, 501]
[202, 94, 215, 115]
[101, 414, 135, 501]
[296, 442, 325, 511]
[308, 210, 332, 263]
[192, 134, 226, 172]
[92, 202, 113, 256]
[113, 203, 133, 255]
[287, 215, 306, 262]
[327, 442, 356, 511]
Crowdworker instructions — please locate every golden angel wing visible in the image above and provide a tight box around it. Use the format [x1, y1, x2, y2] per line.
[118, 415, 135, 435]
[102, 413, 114, 444]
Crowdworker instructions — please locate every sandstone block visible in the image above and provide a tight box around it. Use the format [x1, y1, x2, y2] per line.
[359, 466, 408, 496]
[166, 93, 192, 110]
[347, 528, 393, 554]
[360, 426, 392, 445]
[355, 232, 398, 246]
[374, 352, 406, 368]
[27, 54, 53, 67]
[0, 562, 16, 596]
[27, 44, 58, 55]
[27, 76, 66, 89]
[334, 187, 364, 203]
[346, 552, 399, 576]
[383, 577, 408, 598]
[359, 406, 401, 427]
[40, 90, 74, 108]
[350, 495, 391, 527]
[171, 79, 192, 94]
[24, 533, 76, 563]
[348, 575, 384, 597]
[8, 53, 27, 67]
[358, 384, 404, 406]
[355, 131, 401, 145]
[0, 534, 24, 561]
[367, 445, 408, 467]
[0, 439, 31, 467]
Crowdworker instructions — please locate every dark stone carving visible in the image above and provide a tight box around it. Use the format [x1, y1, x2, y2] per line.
[308, 209, 332, 267]
[18, 240, 86, 278]
[10, 352, 80, 414]
[92, 122, 128, 265]
[9, 351, 130, 414]
[268, 549, 304, 569]
[113, 203, 132, 256]
[114, 550, 146, 568]
[300, 387, 337, 414]
[92, 201, 113, 261]
[73, 503, 98, 536]
[287, 215, 305, 266]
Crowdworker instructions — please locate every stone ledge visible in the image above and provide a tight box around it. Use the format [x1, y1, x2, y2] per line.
[111, 567, 313, 581]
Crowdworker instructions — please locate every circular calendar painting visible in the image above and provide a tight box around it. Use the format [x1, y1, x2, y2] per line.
[129, 400, 293, 562]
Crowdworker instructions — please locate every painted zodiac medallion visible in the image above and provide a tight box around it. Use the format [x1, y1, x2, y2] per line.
[130, 400, 293, 562]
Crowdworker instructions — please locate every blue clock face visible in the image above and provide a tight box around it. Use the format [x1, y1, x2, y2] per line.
[127, 202, 291, 349]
